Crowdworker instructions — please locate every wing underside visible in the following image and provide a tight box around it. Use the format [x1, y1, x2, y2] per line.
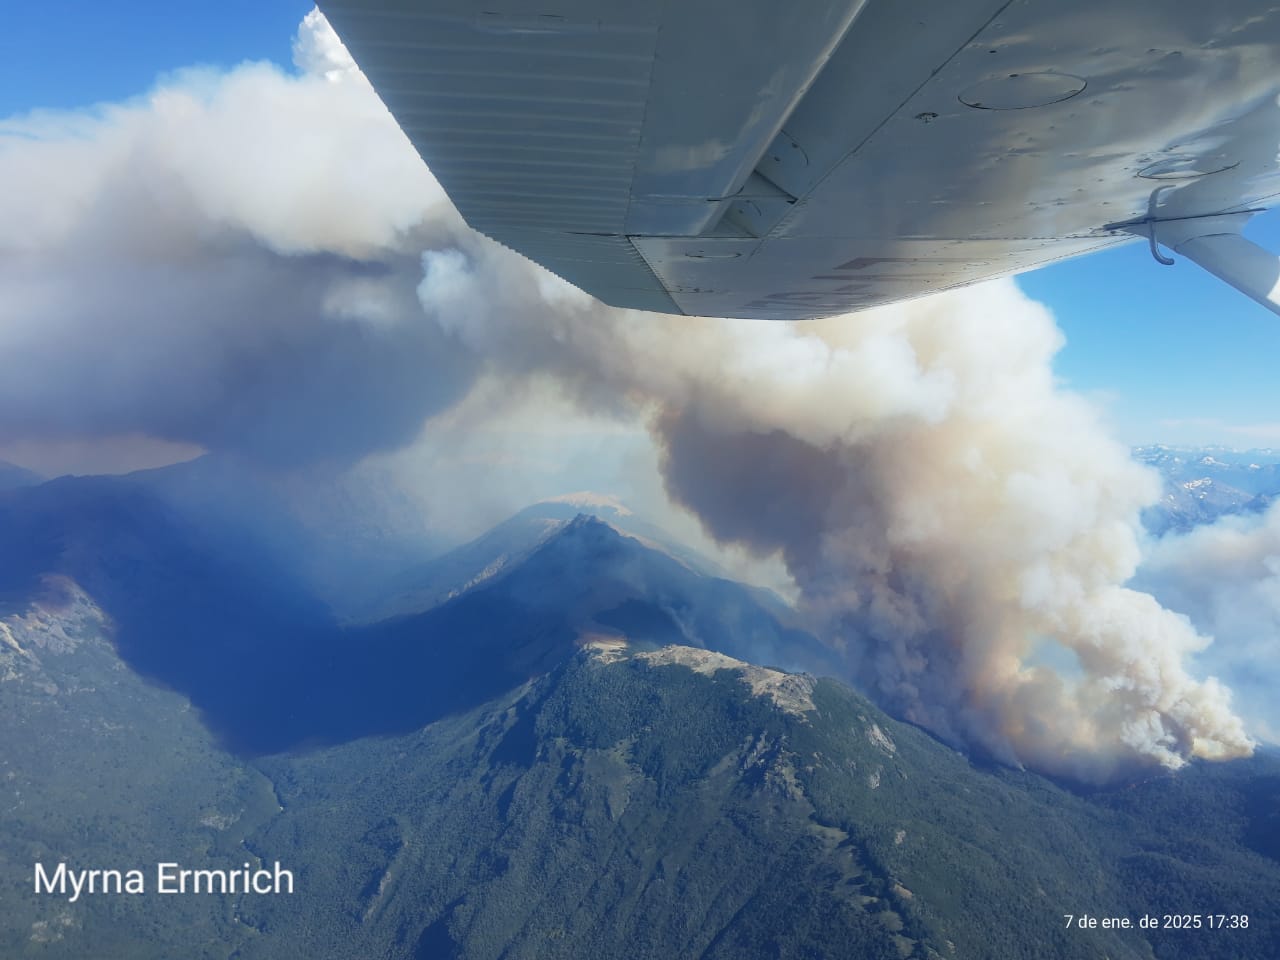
[320, 0, 1280, 319]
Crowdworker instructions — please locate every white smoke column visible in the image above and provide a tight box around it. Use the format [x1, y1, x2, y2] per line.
[417, 236, 1254, 782]
[1138, 501, 1280, 745]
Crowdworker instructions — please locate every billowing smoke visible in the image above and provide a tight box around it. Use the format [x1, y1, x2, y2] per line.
[0, 11, 1256, 780]
[414, 239, 1254, 781]
[1137, 502, 1280, 746]
[0, 15, 475, 467]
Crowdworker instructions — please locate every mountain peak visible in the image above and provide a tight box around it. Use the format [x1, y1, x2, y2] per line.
[582, 638, 817, 719]
[541, 491, 633, 516]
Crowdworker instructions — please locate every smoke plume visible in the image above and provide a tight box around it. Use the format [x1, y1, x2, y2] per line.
[1137, 502, 1280, 746]
[413, 237, 1254, 781]
[0, 11, 1256, 780]
[0, 17, 475, 467]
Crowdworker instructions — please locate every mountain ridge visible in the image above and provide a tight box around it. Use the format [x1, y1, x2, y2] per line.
[0, 475, 832, 754]
[4, 474, 1280, 957]
[7, 588, 1279, 959]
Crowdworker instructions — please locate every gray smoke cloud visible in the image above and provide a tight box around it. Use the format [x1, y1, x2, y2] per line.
[0, 11, 1257, 780]
[1137, 503, 1280, 746]
[0, 27, 476, 467]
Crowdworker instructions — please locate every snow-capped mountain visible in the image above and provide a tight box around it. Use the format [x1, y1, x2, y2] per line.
[1135, 445, 1280, 535]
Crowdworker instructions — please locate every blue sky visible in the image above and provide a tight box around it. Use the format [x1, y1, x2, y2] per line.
[1020, 215, 1280, 449]
[0, 2, 312, 112]
[5, 1, 1278, 451]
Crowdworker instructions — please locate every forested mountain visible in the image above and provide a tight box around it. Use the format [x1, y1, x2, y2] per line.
[2, 473, 1278, 958]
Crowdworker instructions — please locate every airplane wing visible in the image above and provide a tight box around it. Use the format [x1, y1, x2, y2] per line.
[317, 0, 1280, 319]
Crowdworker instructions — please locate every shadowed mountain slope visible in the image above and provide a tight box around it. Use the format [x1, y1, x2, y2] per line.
[0, 477, 830, 752]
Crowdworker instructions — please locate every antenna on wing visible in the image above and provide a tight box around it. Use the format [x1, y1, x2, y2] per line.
[1110, 191, 1279, 317]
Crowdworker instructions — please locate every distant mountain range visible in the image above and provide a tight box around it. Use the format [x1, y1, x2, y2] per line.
[2, 460, 1279, 957]
[0, 459, 42, 493]
[1135, 445, 1280, 535]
